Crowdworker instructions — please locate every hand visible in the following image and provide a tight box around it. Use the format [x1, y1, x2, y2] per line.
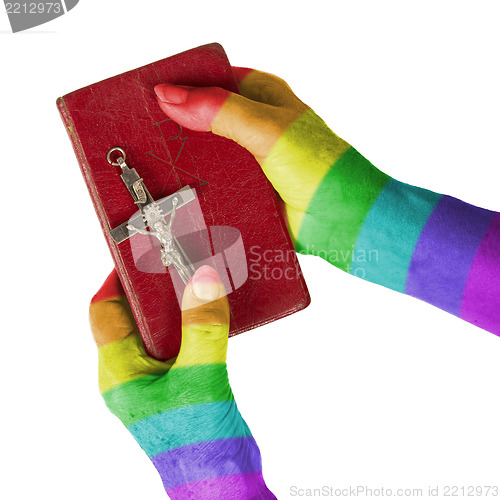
[89, 265, 276, 499]
[154, 68, 349, 247]
[154, 69, 500, 336]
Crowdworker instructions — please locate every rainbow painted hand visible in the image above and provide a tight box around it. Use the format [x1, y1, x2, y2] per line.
[89, 265, 276, 500]
[154, 68, 500, 336]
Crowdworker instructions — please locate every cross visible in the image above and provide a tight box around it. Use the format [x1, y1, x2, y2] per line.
[107, 147, 196, 284]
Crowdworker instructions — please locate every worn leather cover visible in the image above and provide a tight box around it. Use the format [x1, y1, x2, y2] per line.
[57, 43, 310, 360]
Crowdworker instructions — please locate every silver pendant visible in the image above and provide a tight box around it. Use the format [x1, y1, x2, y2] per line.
[107, 147, 196, 285]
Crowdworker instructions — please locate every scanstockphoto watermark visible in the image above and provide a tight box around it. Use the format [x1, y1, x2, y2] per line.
[3, 1, 79, 32]
[248, 245, 303, 281]
[289, 485, 499, 497]
[247, 244, 380, 281]
[299, 244, 380, 279]
[290, 486, 423, 498]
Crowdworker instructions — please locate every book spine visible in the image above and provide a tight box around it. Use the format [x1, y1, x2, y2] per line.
[56, 97, 156, 357]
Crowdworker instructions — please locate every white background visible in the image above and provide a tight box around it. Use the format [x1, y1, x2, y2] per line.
[1, 1, 500, 499]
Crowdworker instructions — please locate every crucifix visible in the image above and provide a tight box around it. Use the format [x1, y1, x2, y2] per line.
[107, 147, 196, 284]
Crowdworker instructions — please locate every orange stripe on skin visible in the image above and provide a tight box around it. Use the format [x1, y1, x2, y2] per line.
[155, 71, 308, 164]
[175, 303, 230, 368]
[212, 95, 286, 163]
[182, 294, 230, 327]
[89, 295, 137, 347]
[181, 266, 229, 326]
[175, 267, 230, 368]
[214, 70, 308, 161]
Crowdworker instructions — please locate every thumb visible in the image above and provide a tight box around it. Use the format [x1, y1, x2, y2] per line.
[173, 265, 230, 368]
[154, 83, 295, 163]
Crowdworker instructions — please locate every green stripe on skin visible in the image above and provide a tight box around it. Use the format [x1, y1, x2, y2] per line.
[101, 363, 233, 427]
[296, 147, 391, 271]
[261, 109, 350, 239]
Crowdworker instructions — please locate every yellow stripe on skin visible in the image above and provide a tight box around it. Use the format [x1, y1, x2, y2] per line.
[213, 70, 349, 241]
[174, 284, 230, 368]
[98, 333, 172, 394]
[262, 109, 350, 238]
[91, 296, 171, 393]
[285, 205, 305, 246]
[93, 270, 230, 391]
[212, 94, 286, 164]
[172, 323, 229, 369]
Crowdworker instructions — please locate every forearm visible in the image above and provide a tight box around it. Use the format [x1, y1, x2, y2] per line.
[276, 112, 500, 334]
[130, 395, 275, 499]
[99, 337, 275, 499]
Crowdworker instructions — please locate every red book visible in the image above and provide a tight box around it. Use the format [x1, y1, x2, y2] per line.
[57, 43, 310, 360]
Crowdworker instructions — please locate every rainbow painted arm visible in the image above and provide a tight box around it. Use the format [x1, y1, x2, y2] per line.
[154, 69, 500, 335]
[90, 265, 276, 499]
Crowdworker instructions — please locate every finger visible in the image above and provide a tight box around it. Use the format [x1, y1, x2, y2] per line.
[154, 84, 226, 132]
[89, 270, 170, 394]
[154, 83, 306, 162]
[173, 265, 230, 368]
[89, 269, 134, 346]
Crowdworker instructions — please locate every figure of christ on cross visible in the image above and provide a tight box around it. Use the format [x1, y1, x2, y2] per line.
[127, 197, 192, 284]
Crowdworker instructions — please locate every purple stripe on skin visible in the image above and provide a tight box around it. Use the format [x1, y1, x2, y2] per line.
[460, 213, 500, 335]
[166, 471, 277, 500]
[152, 437, 263, 491]
[405, 195, 495, 315]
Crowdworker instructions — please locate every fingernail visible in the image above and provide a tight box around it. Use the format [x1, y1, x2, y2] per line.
[154, 84, 189, 104]
[191, 265, 221, 301]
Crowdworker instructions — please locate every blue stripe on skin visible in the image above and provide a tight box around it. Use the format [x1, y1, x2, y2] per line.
[350, 179, 442, 291]
[128, 401, 252, 457]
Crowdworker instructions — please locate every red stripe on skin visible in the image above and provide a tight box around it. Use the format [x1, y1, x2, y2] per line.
[232, 67, 254, 84]
[91, 269, 124, 304]
[155, 85, 230, 132]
